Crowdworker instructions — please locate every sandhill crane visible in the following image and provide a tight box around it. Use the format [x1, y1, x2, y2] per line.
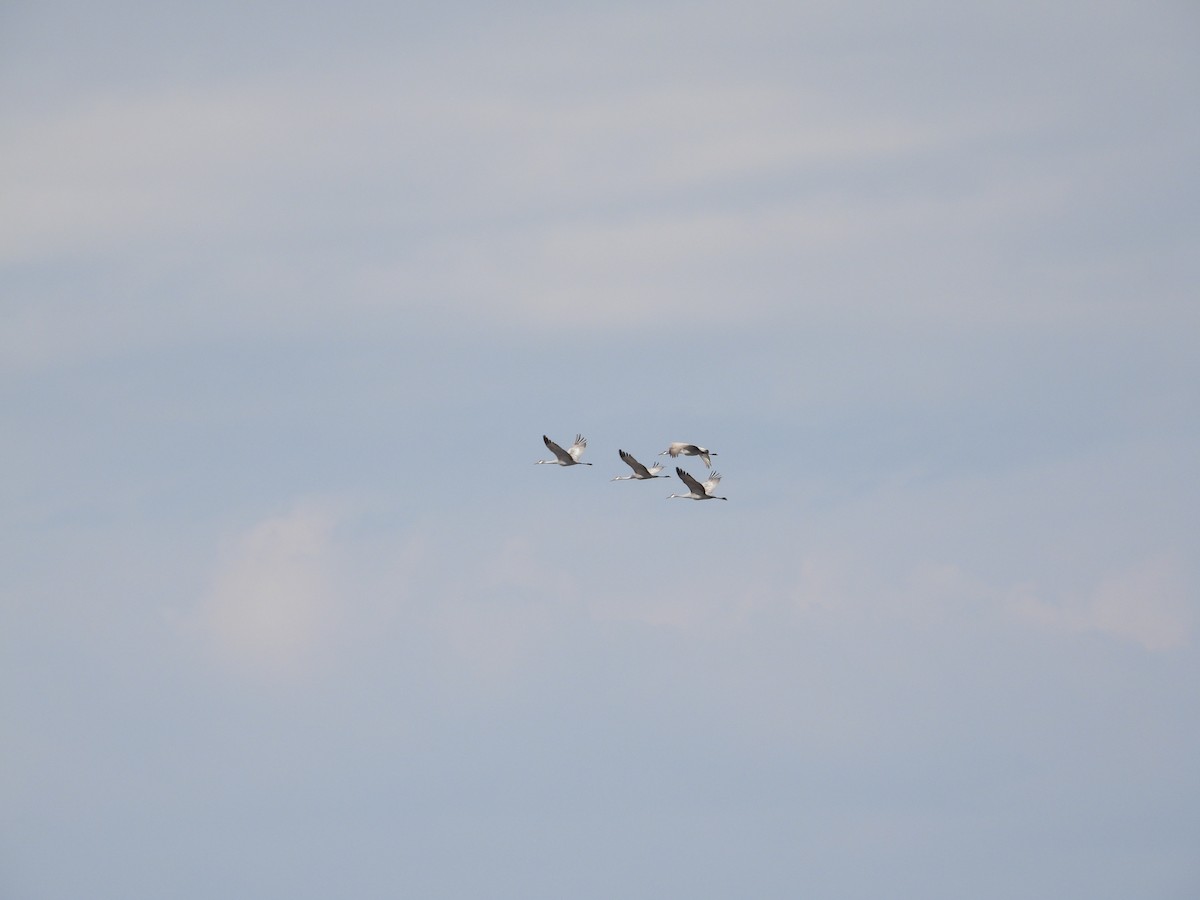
[659, 442, 718, 468]
[612, 449, 667, 481]
[668, 467, 727, 500]
[536, 434, 592, 466]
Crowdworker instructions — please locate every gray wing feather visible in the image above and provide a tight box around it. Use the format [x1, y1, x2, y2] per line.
[620, 449, 651, 477]
[544, 435, 573, 463]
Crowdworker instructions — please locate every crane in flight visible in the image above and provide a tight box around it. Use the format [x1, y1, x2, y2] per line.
[536, 434, 592, 466]
[667, 467, 727, 500]
[611, 449, 667, 480]
[659, 442, 717, 468]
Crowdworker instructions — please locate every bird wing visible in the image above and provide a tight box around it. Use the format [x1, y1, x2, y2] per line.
[702, 471, 722, 494]
[699, 450, 712, 468]
[647, 462, 665, 476]
[543, 435, 573, 464]
[568, 434, 587, 461]
[619, 449, 651, 477]
[676, 467, 706, 494]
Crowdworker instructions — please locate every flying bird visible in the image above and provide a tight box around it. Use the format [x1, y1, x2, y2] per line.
[612, 449, 667, 481]
[668, 467, 727, 500]
[659, 442, 718, 468]
[536, 434, 592, 466]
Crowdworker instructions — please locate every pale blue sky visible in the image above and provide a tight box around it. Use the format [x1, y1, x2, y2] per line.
[3, 1, 1199, 898]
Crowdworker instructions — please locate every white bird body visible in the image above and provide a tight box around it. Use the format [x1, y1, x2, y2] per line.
[536, 434, 592, 466]
[659, 442, 717, 468]
[668, 467, 727, 500]
[612, 449, 667, 481]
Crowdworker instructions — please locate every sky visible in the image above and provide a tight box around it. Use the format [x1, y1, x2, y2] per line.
[2, 0, 1199, 897]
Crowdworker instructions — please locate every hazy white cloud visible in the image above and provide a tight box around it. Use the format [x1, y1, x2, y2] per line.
[2, 24, 1103, 370]
[1009, 554, 1192, 651]
[792, 550, 1194, 653]
[0, 85, 291, 265]
[198, 503, 341, 678]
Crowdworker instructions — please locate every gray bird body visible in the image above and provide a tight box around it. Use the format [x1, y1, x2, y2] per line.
[668, 467, 727, 500]
[537, 434, 592, 466]
[659, 442, 717, 468]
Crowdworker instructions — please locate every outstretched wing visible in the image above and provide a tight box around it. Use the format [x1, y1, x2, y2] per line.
[568, 434, 588, 461]
[702, 471, 722, 494]
[647, 462, 665, 476]
[619, 449, 651, 477]
[699, 450, 712, 468]
[676, 467, 706, 494]
[543, 434, 573, 464]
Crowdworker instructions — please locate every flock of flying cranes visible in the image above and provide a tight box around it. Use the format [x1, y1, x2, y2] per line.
[537, 435, 727, 501]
